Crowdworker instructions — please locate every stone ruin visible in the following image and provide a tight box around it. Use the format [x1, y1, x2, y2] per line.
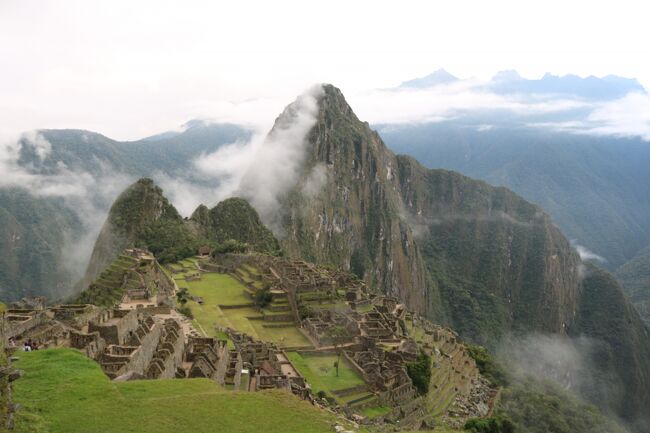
[228, 329, 308, 395]
[70, 308, 186, 379]
[204, 254, 495, 429]
[2, 251, 498, 431]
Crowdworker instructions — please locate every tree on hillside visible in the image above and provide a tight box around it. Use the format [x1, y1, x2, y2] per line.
[326, 325, 349, 377]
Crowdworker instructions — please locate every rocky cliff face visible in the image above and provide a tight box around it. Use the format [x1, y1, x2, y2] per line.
[396, 155, 582, 342]
[616, 246, 650, 326]
[278, 87, 431, 314]
[268, 85, 650, 430]
[276, 85, 581, 339]
[574, 266, 650, 432]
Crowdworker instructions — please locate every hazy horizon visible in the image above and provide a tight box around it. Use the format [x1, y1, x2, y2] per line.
[2, 0, 650, 141]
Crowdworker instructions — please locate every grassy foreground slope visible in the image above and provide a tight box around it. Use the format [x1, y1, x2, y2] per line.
[13, 349, 350, 433]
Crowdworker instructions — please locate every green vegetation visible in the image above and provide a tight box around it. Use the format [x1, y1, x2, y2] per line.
[213, 239, 249, 254]
[12, 348, 348, 433]
[574, 266, 650, 428]
[380, 120, 650, 270]
[466, 345, 507, 386]
[76, 254, 140, 306]
[464, 416, 515, 433]
[176, 269, 309, 347]
[496, 378, 628, 433]
[360, 405, 391, 419]
[616, 245, 650, 326]
[254, 288, 273, 308]
[136, 217, 198, 263]
[177, 304, 193, 319]
[191, 197, 282, 255]
[406, 352, 432, 395]
[286, 352, 364, 401]
[0, 330, 8, 426]
[109, 179, 199, 264]
[0, 188, 81, 302]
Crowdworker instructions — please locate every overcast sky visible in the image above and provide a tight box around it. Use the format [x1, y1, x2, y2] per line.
[1, 0, 649, 140]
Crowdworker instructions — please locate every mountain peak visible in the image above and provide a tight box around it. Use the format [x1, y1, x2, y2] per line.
[492, 69, 523, 81]
[399, 68, 459, 88]
[490, 72, 645, 99]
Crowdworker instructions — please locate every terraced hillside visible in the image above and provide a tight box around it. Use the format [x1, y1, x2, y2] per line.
[77, 249, 174, 307]
[168, 258, 311, 348]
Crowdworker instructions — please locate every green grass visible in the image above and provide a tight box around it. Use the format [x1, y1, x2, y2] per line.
[12, 349, 357, 433]
[361, 405, 391, 419]
[186, 273, 251, 305]
[338, 391, 373, 404]
[173, 277, 189, 290]
[180, 258, 198, 268]
[286, 352, 365, 401]
[252, 323, 311, 347]
[241, 264, 260, 275]
[182, 271, 310, 347]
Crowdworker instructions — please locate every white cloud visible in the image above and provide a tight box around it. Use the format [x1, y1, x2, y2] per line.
[586, 93, 650, 140]
[0, 132, 134, 282]
[572, 241, 607, 263]
[1, 1, 650, 140]
[347, 80, 590, 125]
[238, 85, 324, 232]
[175, 85, 325, 233]
[524, 93, 650, 141]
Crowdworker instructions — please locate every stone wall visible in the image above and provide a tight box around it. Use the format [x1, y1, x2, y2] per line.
[4, 310, 47, 339]
[145, 319, 185, 379]
[88, 309, 139, 345]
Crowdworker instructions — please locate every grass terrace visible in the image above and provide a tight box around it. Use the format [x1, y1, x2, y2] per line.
[286, 352, 365, 402]
[172, 264, 310, 348]
[12, 349, 351, 433]
[361, 405, 392, 419]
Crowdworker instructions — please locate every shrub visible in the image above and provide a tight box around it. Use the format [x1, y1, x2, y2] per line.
[466, 345, 508, 386]
[406, 352, 431, 395]
[298, 305, 314, 320]
[465, 416, 515, 433]
[177, 304, 193, 319]
[255, 289, 273, 308]
[176, 288, 189, 305]
[213, 239, 249, 255]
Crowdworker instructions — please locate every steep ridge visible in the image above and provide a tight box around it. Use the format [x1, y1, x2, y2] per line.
[269, 84, 650, 430]
[575, 266, 650, 432]
[83, 182, 279, 292]
[0, 188, 81, 302]
[277, 85, 581, 339]
[82, 178, 196, 287]
[189, 197, 280, 254]
[379, 122, 650, 269]
[271, 86, 432, 315]
[395, 156, 581, 342]
[80, 85, 650, 431]
[616, 246, 650, 326]
[0, 123, 251, 303]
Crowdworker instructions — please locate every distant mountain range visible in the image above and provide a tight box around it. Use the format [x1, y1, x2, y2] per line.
[384, 68, 650, 326]
[0, 122, 252, 302]
[399, 68, 646, 100]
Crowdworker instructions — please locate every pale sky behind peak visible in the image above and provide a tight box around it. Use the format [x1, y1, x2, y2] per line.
[1, 0, 649, 140]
